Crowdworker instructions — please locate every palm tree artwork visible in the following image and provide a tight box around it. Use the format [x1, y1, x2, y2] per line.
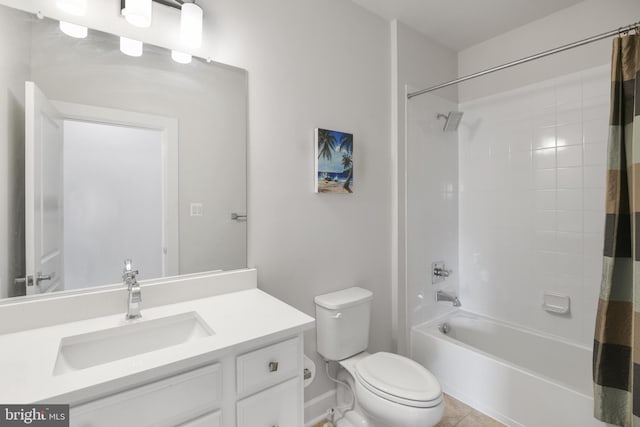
[315, 128, 354, 194]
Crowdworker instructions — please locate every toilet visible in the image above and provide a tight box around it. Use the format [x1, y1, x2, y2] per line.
[315, 287, 444, 427]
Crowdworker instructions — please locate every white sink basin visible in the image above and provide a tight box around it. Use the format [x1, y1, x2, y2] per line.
[53, 312, 214, 375]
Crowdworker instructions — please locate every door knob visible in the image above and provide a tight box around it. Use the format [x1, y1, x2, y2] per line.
[14, 276, 34, 287]
[36, 273, 53, 285]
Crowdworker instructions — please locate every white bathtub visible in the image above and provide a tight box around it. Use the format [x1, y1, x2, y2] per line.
[411, 311, 608, 427]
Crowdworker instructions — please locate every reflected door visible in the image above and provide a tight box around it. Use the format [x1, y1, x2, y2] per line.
[24, 81, 64, 295]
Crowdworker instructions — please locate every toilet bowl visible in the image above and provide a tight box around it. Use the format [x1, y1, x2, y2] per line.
[336, 352, 444, 427]
[314, 287, 444, 427]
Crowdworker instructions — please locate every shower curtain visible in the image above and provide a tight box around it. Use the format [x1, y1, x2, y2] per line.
[593, 33, 639, 427]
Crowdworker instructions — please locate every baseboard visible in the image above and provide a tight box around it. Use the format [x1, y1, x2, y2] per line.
[304, 389, 337, 427]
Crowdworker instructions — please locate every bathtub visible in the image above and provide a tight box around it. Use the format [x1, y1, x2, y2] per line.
[411, 311, 607, 427]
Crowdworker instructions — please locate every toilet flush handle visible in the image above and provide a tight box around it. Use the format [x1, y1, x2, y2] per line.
[332, 312, 342, 319]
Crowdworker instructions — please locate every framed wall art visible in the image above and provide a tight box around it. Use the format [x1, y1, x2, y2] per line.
[314, 128, 354, 194]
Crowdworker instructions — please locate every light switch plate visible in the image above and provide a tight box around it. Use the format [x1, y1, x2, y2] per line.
[190, 203, 203, 217]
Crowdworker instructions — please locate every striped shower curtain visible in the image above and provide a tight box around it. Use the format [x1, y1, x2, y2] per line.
[593, 33, 640, 427]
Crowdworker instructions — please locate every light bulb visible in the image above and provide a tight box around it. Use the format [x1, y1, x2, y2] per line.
[59, 21, 88, 38]
[122, 0, 152, 28]
[171, 51, 192, 64]
[180, 2, 203, 49]
[56, 0, 86, 16]
[120, 37, 143, 57]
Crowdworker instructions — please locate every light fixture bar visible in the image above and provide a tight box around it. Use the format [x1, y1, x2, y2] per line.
[120, 0, 183, 12]
[154, 0, 183, 10]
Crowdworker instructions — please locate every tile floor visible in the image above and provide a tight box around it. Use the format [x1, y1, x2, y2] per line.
[436, 394, 505, 427]
[312, 393, 505, 427]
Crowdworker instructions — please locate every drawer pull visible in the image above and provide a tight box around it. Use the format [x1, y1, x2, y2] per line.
[268, 361, 279, 372]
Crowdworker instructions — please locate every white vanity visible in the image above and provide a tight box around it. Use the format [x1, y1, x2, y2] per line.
[0, 269, 314, 427]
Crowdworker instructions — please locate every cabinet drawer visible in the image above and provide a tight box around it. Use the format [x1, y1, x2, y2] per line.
[236, 337, 300, 395]
[236, 377, 301, 427]
[70, 363, 221, 427]
[177, 410, 221, 427]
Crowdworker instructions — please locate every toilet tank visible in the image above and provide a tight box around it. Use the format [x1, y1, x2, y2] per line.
[314, 287, 373, 361]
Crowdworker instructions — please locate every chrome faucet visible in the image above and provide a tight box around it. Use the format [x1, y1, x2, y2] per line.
[436, 290, 461, 307]
[123, 259, 142, 320]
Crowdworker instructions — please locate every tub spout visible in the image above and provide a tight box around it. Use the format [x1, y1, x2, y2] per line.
[436, 290, 461, 307]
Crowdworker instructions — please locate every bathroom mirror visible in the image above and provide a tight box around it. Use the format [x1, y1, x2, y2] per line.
[0, 4, 247, 300]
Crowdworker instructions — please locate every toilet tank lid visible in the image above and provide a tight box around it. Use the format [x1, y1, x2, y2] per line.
[315, 287, 373, 310]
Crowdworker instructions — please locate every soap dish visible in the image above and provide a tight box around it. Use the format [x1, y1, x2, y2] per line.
[542, 292, 570, 315]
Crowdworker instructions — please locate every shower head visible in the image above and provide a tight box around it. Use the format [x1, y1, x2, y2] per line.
[437, 111, 464, 132]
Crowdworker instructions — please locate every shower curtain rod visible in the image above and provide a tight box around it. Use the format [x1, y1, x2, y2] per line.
[407, 20, 640, 100]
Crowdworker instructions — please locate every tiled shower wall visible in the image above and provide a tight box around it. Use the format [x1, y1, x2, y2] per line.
[458, 65, 610, 346]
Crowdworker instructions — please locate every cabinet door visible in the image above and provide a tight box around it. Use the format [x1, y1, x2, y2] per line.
[70, 364, 221, 427]
[177, 410, 221, 427]
[236, 377, 301, 427]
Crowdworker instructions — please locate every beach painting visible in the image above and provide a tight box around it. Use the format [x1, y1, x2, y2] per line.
[315, 128, 354, 194]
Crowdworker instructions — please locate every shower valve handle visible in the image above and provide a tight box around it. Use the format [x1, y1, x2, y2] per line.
[434, 267, 452, 277]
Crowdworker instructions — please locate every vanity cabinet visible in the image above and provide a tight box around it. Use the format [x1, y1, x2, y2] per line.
[70, 363, 222, 427]
[236, 377, 300, 427]
[236, 337, 302, 426]
[68, 335, 304, 427]
[177, 410, 222, 427]
[236, 337, 300, 395]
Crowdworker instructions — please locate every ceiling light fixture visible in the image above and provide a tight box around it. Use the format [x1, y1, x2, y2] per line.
[180, 1, 203, 49]
[56, 0, 87, 16]
[122, 0, 152, 28]
[120, 37, 144, 57]
[171, 50, 192, 64]
[59, 21, 88, 38]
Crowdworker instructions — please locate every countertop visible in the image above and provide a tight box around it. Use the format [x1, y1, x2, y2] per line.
[0, 288, 315, 404]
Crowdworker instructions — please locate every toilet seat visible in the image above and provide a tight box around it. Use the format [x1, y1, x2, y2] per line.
[354, 352, 442, 408]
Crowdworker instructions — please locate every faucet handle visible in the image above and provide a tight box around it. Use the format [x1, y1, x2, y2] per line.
[123, 259, 139, 274]
[122, 259, 139, 282]
[432, 261, 453, 283]
[435, 267, 453, 277]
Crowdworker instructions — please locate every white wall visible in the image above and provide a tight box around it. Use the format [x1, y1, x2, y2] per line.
[458, 0, 640, 102]
[0, 8, 30, 298]
[0, 0, 393, 402]
[63, 121, 163, 290]
[392, 21, 458, 353]
[232, 1, 392, 401]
